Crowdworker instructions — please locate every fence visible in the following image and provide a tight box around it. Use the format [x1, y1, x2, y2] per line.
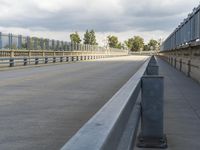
[0, 32, 128, 67]
[161, 4, 200, 51]
[61, 56, 167, 150]
[0, 32, 127, 52]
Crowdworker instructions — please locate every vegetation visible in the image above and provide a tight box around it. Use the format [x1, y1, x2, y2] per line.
[107, 35, 122, 49]
[67, 31, 160, 51]
[70, 32, 81, 44]
[125, 36, 144, 51]
[83, 30, 98, 45]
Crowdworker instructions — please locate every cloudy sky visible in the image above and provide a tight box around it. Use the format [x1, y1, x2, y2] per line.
[0, 0, 199, 45]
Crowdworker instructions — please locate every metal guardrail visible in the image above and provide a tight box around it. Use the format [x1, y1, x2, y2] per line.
[129, 51, 158, 56]
[0, 49, 128, 67]
[161, 4, 200, 51]
[0, 55, 121, 67]
[61, 56, 167, 150]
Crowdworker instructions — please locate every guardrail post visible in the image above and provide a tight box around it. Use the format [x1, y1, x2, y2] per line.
[146, 56, 159, 75]
[187, 60, 191, 77]
[24, 58, 27, 66]
[180, 59, 182, 71]
[9, 58, 14, 67]
[35, 58, 39, 65]
[76, 56, 79, 61]
[53, 57, 56, 63]
[137, 76, 167, 148]
[60, 57, 63, 62]
[66, 57, 68, 62]
[146, 65, 159, 75]
[174, 58, 177, 68]
[72, 56, 74, 61]
[45, 57, 48, 64]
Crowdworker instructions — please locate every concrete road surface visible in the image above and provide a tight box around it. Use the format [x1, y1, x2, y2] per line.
[0, 56, 148, 150]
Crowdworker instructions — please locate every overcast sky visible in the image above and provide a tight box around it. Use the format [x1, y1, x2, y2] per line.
[0, 0, 199, 45]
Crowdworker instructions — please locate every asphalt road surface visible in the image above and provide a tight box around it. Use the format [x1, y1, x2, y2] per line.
[0, 56, 148, 150]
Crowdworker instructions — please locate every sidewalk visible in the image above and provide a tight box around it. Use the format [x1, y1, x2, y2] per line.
[135, 58, 200, 150]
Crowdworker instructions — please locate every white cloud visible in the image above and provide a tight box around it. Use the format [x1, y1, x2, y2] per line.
[0, 0, 199, 45]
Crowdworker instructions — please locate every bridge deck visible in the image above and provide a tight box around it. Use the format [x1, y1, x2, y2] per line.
[0, 56, 148, 150]
[135, 58, 200, 150]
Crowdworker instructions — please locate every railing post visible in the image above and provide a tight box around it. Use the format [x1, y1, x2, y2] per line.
[137, 76, 167, 148]
[45, 57, 48, 64]
[137, 57, 167, 149]
[35, 58, 39, 65]
[180, 59, 182, 71]
[146, 56, 159, 75]
[60, 57, 63, 62]
[53, 57, 56, 63]
[24, 58, 27, 66]
[66, 57, 69, 62]
[9, 58, 14, 67]
[174, 58, 177, 68]
[187, 60, 191, 77]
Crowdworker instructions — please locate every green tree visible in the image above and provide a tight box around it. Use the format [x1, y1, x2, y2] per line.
[70, 32, 81, 44]
[83, 29, 98, 45]
[125, 36, 144, 51]
[107, 35, 119, 48]
[148, 39, 158, 51]
[143, 44, 149, 51]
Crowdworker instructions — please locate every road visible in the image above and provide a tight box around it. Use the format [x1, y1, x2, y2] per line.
[0, 56, 148, 150]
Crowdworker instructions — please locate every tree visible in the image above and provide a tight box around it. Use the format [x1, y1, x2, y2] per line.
[83, 30, 98, 45]
[70, 32, 81, 44]
[148, 39, 158, 51]
[107, 35, 119, 48]
[143, 44, 149, 51]
[125, 36, 144, 51]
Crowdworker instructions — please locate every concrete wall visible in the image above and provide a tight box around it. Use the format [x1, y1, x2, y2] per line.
[160, 46, 200, 84]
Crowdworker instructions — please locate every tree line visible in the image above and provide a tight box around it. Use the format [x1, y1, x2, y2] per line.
[69, 30, 161, 51]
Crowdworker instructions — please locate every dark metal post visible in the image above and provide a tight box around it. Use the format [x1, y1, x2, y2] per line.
[137, 76, 167, 148]
[147, 65, 159, 75]
[60, 57, 63, 62]
[174, 58, 177, 68]
[9, 58, 14, 67]
[180, 59, 182, 71]
[24, 58, 27, 66]
[187, 60, 191, 77]
[45, 57, 48, 64]
[53, 57, 56, 63]
[35, 58, 39, 65]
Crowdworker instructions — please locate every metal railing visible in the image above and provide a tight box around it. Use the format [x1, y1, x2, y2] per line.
[0, 52, 127, 68]
[129, 50, 158, 56]
[161, 4, 200, 51]
[61, 56, 167, 150]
